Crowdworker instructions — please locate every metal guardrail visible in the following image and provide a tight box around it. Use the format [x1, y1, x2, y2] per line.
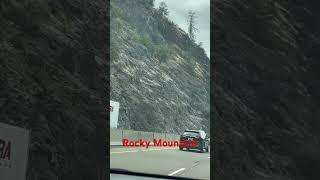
[110, 128, 179, 146]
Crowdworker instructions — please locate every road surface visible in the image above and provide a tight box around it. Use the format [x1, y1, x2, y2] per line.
[110, 146, 210, 180]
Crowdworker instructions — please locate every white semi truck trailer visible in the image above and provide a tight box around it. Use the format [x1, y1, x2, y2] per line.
[110, 101, 120, 128]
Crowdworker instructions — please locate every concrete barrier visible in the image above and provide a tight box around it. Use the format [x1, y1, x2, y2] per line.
[122, 129, 140, 141]
[140, 131, 154, 141]
[165, 134, 176, 141]
[153, 132, 165, 140]
[110, 129, 180, 147]
[110, 128, 123, 146]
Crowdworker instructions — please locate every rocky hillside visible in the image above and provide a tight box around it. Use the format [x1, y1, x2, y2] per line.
[110, 0, 210, 133]
[0, 1, 108, 180]
[213, 1, 320, 180]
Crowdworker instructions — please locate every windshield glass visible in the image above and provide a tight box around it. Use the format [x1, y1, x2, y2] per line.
[110, 0, 210, 179]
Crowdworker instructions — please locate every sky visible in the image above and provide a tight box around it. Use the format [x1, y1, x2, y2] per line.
[154, 0, 210, 58]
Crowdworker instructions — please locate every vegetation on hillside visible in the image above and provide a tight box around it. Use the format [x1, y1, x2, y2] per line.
[110, 0, 208, 63]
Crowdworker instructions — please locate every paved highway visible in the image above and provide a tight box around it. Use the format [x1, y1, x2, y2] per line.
[110, 146, 210, 180]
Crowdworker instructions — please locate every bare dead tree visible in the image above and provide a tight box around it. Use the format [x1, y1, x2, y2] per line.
[187, 10, 198, 42]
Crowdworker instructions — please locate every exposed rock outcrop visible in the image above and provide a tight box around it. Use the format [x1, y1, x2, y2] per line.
[110, 0, 210, 133]
[0, 0, 108, 179]
[213, 1, 320, 180]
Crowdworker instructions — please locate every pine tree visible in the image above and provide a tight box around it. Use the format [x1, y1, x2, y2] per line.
[158, 1, 169, 17]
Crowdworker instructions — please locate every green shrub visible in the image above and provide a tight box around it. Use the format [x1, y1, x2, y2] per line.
[131, 31, 152, 48]
[131, 31, 141, 42]
[154, 44, 172, 63]
[140, 36, 152, 48]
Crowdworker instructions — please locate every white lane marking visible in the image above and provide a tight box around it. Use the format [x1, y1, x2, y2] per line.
[141, 148, 162, 152]
[111, 150, 138, 154]
[168, 168, 185, 176]
[142, 148, 176, 151]
[111, 147, 177, 154]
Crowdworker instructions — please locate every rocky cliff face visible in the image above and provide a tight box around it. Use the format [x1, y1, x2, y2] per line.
[0, 0, 108, 179]
[213, 1, 320, 180]
[110, 0, 210, 133]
